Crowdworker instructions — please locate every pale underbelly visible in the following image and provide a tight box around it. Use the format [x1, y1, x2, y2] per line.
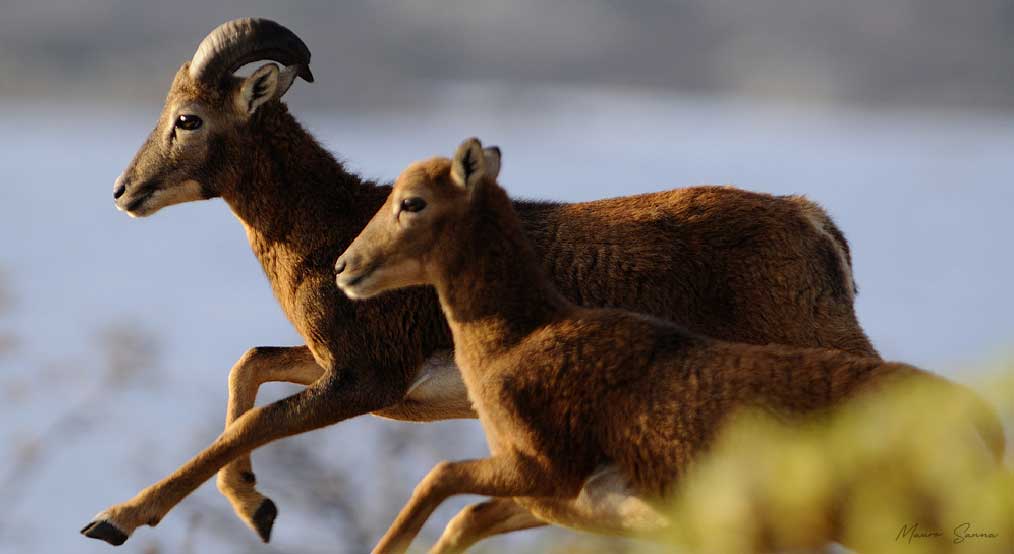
[518, 465, 671, 537]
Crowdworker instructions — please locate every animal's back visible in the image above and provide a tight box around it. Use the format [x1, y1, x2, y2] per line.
[515, 186, 877, 357]
[306, 184, 873, 380]
[588, 321, 1005, 495]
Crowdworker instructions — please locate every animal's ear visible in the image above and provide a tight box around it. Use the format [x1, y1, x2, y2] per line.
[483, 146, 501, 180]
[235, 63, 280, 116]
[451, 137, 488, 191]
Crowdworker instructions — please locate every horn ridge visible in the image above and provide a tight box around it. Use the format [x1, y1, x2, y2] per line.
[189, 18, 313, 86]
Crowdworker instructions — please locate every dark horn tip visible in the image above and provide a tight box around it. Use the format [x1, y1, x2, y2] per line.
[300, 66, 315, 83]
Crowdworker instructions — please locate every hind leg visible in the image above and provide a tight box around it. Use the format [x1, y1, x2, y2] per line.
[372, 456, 571, 554]
[530, 465, 671, 536]
[430, 498, 545, 554]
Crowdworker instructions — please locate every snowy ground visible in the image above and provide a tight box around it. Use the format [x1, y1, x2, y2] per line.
[1, 86, 1012, 553]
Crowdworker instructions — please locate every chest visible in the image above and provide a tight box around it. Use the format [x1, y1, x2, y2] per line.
[460, 356, 577, 462]
[244, 227, 339, 338]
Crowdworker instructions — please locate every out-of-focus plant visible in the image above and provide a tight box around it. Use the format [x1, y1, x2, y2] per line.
[501, 368, 1012, 554]
[0, 268, 11, 315]
[0, 267, 17, 357]
[96, 321, 161, 386]
[663, 369, 1013, 554]
[0, 317, 162, 521]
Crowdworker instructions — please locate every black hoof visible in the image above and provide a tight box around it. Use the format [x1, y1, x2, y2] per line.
[81, 520, 129, 546]
[252, 498, 278, 543]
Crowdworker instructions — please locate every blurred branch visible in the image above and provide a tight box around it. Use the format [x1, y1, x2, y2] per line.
[96, 321, 161, 386]
[0, 267, 12, 315]
[261, 438, 376, 552]
[0, 268, 17, 357]
[0, 320, 161, 530]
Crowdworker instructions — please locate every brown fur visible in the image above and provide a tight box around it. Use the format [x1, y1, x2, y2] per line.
[88, 42, 875, 547]
[339, 140, 1004, 554]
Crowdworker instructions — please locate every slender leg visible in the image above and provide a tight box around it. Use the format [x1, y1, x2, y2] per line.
[216, 346, 324, 542]
[372, 457, 568, 554]
[429, 498, 546, 554]
[431, 466, 671, 554]
[81, 369, 405, 546]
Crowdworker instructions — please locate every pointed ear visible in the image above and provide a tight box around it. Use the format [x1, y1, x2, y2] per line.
[450, 137, 488, 191]
[483, 147, 501, 180]
[235, 63, 280, 116]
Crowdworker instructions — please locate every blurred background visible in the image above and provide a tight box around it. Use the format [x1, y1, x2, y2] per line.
[1, 1, 1012, 553]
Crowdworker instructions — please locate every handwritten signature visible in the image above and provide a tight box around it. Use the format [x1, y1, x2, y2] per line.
[896, 522, 1000, 544]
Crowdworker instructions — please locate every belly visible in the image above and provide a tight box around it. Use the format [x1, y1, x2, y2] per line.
[518, 465, 671, 537]
[371, 350, 477, 421]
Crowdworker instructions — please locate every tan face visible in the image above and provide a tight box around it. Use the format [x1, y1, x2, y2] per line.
[113, 62, 291, 217]
[335, 138, 501, 300]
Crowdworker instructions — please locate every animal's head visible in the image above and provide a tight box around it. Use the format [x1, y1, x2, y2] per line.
[335, 137, 501, 300]
[113, 18, 313, 217]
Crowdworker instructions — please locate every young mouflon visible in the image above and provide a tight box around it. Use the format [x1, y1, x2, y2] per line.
[335, 138, 1005, 554]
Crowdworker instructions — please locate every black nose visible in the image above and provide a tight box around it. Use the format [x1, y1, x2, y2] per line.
[113, 176, 127, 199]
[334, 258, 347, 275]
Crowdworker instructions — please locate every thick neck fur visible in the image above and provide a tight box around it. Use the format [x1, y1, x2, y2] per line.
[222, 103, 359, 235]
[220, 102, 373, 273]
[434, 181, 572, 357]
[215, 102, 389, 346]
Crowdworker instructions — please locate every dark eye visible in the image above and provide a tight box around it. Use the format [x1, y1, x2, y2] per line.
[400, 197, 427, 213]
[175, 114, 203, 131]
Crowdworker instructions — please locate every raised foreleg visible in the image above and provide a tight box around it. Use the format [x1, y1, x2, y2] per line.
[220, 347, 478, 540]
[216, 346, 323, 542]
[81, 368, 406, 546]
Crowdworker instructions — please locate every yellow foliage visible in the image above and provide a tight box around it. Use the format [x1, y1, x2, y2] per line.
[535, 368, 1013, 554]
[663, 369, 1014, 554]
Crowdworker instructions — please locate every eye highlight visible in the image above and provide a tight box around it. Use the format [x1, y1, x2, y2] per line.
[175, 114, 203, 131]
[400, 197, 427, 213]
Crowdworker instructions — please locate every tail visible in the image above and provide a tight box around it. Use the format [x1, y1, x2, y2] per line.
[785, 195, 858, 298]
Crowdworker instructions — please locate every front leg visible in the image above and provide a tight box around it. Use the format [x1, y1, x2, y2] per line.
[81, 368, 405, 547]
[216, 346, 323, 542]
[372, 456, 568, 554]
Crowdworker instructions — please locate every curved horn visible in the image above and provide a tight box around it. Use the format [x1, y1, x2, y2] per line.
[189, 18, 314, 86]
